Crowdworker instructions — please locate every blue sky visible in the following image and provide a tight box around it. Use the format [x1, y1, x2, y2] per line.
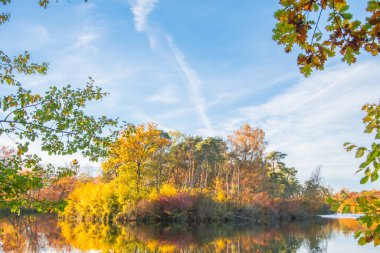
[1, 0, 379, 191]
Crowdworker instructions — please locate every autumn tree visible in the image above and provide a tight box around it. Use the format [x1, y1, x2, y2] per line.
[101, 123, 170, 200]
[273, 0, 380, 76]
[228, 124, 267, 203]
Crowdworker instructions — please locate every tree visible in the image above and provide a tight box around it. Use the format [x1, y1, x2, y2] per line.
[273, 0, 380, 76]
[303, 167, 330, 214]
[265, 152, 301, 198]
[266, 151, 287, 175]
[101, 123, 170, 200]
[228, 124, 267, 202]
[193, 137, 226, 191]
[0, 0, 119, 212]
[329, 102, 380, 246]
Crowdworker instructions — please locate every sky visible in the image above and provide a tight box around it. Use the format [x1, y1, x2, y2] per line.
[0, 0, 379, 191]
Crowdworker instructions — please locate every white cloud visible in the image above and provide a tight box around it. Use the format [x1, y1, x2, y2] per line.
[146, 85, 179, 104]
[129, 0, 158, 32]
[217, 61, 380, 191]
[74, 32, 99, 52]
[27, 25, 52, 44]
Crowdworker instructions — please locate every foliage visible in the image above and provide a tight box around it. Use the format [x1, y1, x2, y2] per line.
[266, 151, 301, 199]
[273, 0, 380, 76]
[228, 124, 267, 202]
[63, 180, 119, 223]
[0, 152, 45, 213]
[102, 123, 170, 202]
[344, 103, 380, 184]
[63, 123, 330, 224]
[328, 102, 380, 246]
[0, 0, 119, 212]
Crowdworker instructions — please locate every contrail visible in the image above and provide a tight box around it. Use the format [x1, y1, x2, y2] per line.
[167, 35, 213, 133]
[128, 0, 214, 133]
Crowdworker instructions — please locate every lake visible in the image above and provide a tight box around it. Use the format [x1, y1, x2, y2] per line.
[0, 214, 377, 252]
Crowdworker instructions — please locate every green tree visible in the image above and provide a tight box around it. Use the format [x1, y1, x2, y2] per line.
[193, 137, 226, 191]
[266, 151, 287, 175]
[273, 0, 380, 76]
[0, 0, 119, 212]
[265, 152, 301, 198]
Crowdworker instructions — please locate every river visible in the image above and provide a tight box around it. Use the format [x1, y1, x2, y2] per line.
[0, 214, 377, 252]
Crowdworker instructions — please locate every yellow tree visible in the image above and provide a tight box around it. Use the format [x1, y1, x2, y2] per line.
[102, 123, 170, 201]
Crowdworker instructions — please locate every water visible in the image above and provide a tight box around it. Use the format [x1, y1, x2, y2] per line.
[0, 214, 377, 252]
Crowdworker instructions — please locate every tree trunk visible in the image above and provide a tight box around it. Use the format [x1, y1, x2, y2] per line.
[137, 161, 141, 195]
[237, 165, 240, 202]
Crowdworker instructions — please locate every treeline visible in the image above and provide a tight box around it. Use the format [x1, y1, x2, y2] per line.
[62, 123, 331, 224]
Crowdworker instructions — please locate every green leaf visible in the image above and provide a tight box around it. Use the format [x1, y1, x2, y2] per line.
[360, 176, 369, 184]
[371, 172, 379, 182]
[356, 148, 366, 158]
[346, 144, 356, 152]
[358, 236, 367, 245]
[354, 231, 362, 239]
[359, 160, 370, 169]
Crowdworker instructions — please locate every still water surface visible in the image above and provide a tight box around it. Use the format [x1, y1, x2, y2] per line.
[0, 214, 377, 252]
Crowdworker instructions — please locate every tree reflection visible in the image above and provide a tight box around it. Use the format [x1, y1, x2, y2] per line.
[0, 215, 364, 253]
[0, 214, 70, 253]
[58, 219, 362, 253]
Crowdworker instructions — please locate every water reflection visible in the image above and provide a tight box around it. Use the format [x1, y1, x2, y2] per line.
[0, 214, 71, 252]
[0, 214, 370, 252]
